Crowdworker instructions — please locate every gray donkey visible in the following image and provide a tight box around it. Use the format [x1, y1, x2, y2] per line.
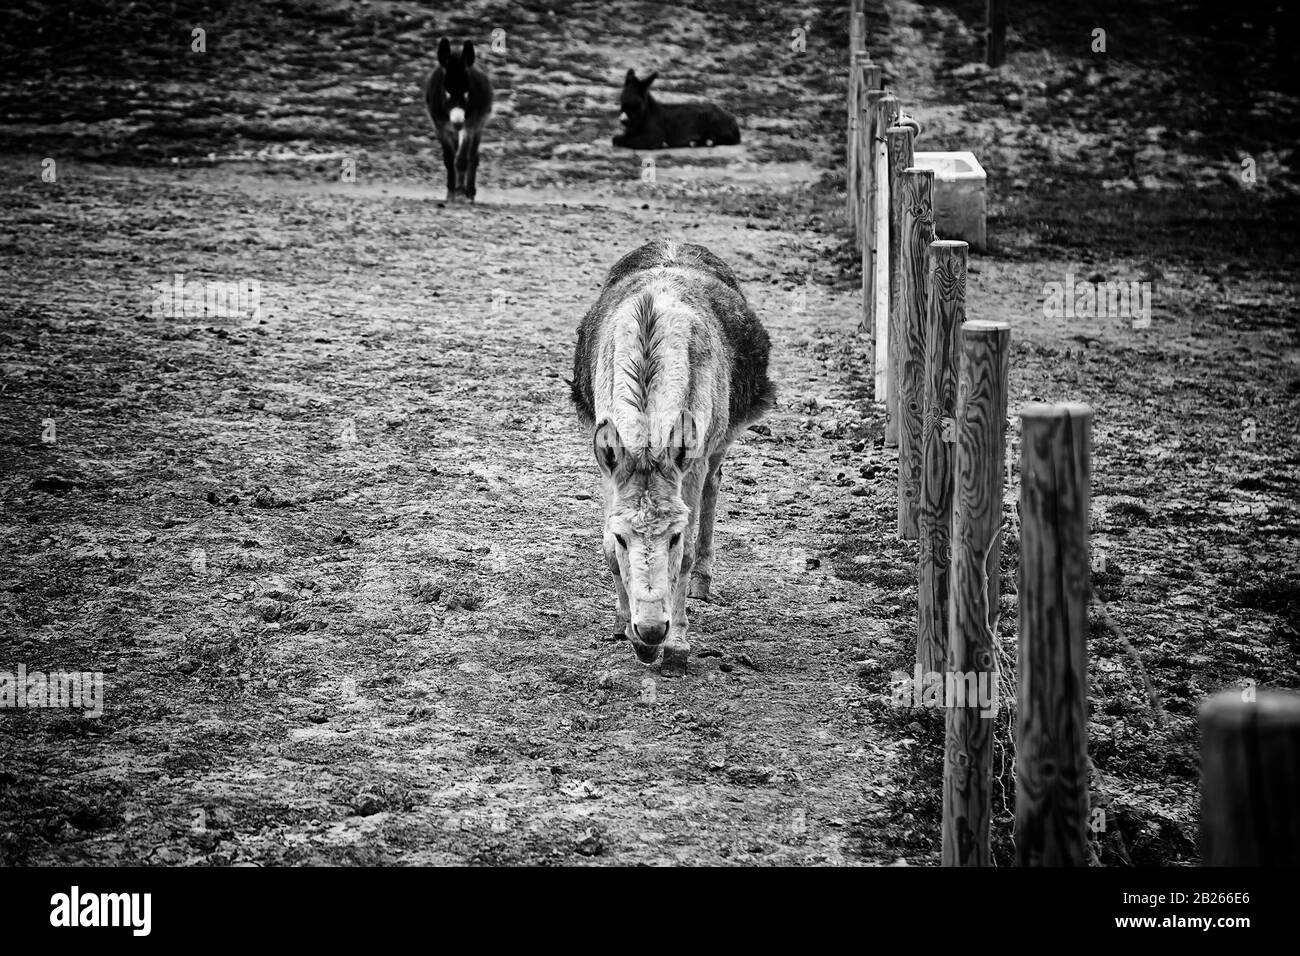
[571, 241, 775, 675]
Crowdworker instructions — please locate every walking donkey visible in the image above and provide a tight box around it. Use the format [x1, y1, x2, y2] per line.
[424, 38, 493, 201]
[571, 241, 775, 674]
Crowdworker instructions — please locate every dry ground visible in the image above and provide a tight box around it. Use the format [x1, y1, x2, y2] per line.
[0, 0, 1296, 865]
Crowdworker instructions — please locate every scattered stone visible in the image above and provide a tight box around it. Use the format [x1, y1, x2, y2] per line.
[351, 791, 385, 816]
[575, 828, 603, 856]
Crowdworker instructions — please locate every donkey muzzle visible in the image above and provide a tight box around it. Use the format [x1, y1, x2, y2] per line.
[631, 618, 669, 646]
[449, 107, 466, 128]
[630, 636, 661, 664]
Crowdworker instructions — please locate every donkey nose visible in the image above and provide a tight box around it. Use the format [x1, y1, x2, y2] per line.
[449, 107, 466, 127]
[632, 619, 670, 646]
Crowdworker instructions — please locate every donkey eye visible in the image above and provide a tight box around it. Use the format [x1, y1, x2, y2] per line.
[614, 534, 628, 549]
[669, 533, 681, 549]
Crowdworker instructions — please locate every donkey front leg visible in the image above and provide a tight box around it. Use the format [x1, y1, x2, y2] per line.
[440, 139, 458, 201]
[464, 131, 482, 201]
[454, 135, 470, 195]
[688, 449, 727, 600]
[662, 462, 705, 677]
[606, 546, 630, 640]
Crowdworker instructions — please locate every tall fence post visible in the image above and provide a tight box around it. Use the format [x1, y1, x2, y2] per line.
[1015, 402, 1093, 866]
[941, 319, 1011, 867]
[856, 63, 882, 260]
[847, 3, 866, 233]
[884, 125, 914, 447]
[917, 240, 967, 676]
[849, 55, 878, 252]
[986, 0, 1007, 67]
[861, 86, 884, 335]
[871, 94, 898, 403]
[897, 168, 934, 539]
[1201, 689, 1300, 865]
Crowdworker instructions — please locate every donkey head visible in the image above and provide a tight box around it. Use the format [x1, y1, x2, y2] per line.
[436, 38, 478, 128]
[618, 69, 658, 135]
[593, 419, 691, 662]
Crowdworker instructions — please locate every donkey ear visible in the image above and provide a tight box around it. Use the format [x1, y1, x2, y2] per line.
[593, 421, 621, 475]
[641, 72, 658, 89]
[625, 68, 638, 84]
[437, 37, 451, 67]
[462, 40, 476, 68]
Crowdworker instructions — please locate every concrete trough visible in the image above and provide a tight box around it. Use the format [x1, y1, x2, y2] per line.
[911, 150, 987, 251]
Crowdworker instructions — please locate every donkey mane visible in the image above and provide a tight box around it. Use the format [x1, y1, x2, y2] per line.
[620, 293, 664, 417]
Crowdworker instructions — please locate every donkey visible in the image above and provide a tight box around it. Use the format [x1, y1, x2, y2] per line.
[570, 241, 774, 674]
[424, 38, 493, 201]
[613, 70, 741, 149]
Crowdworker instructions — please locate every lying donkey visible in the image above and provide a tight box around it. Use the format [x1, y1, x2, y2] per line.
[424, 38, 493, 200]
[613, 70, 741, 149]
[570, 241, 774, 674]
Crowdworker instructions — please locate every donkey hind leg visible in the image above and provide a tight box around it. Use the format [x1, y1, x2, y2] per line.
[606, 547, 630, 641]
[688, 448, 727, 601]
[662, 461, 706, 677]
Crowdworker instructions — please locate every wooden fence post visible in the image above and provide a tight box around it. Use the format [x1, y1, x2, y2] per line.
[1201, 689, 1300, 865]
[986, 0, 1008, 67]
[941, 319, 1011, 867]
[849, 55, 877, 252]
[847, 3, 866, 232]
[1015, 402, 1093, 866]
[897, 168, 934, 539]
[871, 94, 898, 403]
[917, 240, 967, 676]
[856, 63, 882, 258]
[861, 86, 884, 334]
[884, 125, 914, 448]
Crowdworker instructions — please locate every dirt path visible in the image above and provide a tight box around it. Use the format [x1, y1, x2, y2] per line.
[2, 0, 1297, 868]
[0, 157, 926, 864]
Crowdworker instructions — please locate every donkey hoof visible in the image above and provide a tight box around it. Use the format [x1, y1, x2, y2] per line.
[660, 641, 689, 677]
[688, 575, 712, 601]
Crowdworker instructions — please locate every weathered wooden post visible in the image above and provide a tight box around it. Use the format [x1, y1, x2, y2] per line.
[1201, 689, 1300, 865]
[871, 94, 899, 404]
[849, 55, 879, 253]
[861, 86, 885, 335]
[1015, 402, 1093, 866]
[884, 124, 915, 448]
[941, 319, 1010, 867]
[917, 240, 967, 676]
[897, 168, 934, 539]
[856, 63, 882, 258]
[847, 2, 866, 232]
[986, 0, 1008, 67]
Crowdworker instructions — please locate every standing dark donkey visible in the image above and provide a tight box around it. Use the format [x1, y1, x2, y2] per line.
[613, 69, 741, 149]
[571, 241, 774, 675]
[425, 38, 493, 201]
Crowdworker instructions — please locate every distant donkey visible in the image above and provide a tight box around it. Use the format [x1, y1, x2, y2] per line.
[570, 241, 774, 674]
[424, 38, 493, 200]
[612, 70, 741, 149]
